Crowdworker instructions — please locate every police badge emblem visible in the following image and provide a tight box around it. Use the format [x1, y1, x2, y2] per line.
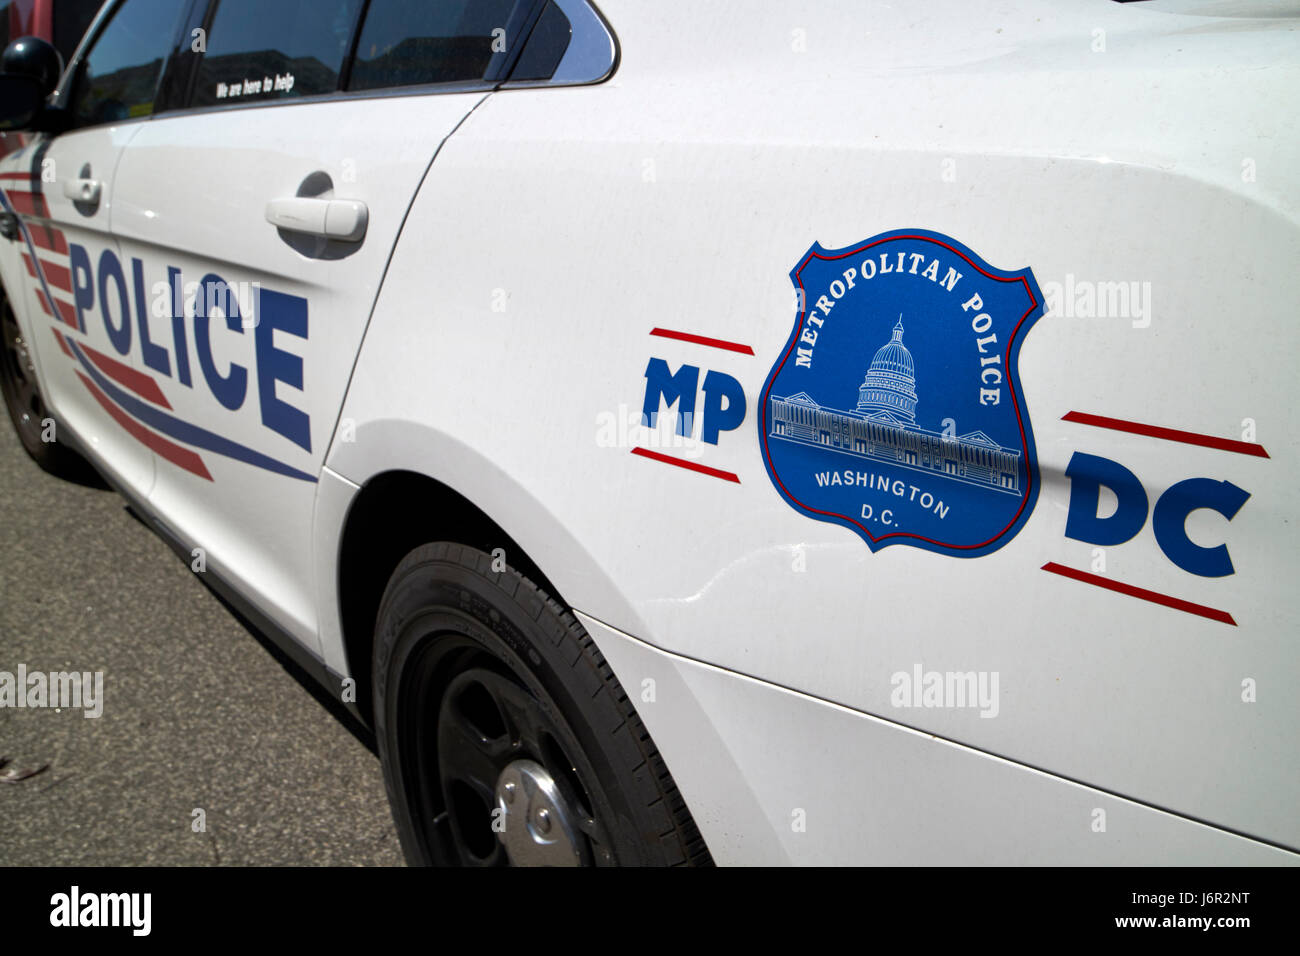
[759, 229, 1045, 558]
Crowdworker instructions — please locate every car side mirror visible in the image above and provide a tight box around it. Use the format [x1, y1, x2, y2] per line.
[0, 37, 67, 132]
[3, 36, 63, 96]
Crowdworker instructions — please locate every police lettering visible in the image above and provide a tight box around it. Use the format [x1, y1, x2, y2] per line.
[67, 244, 311, 452]
[795, 252, 963, 369]
[960, 292, 1002, 406]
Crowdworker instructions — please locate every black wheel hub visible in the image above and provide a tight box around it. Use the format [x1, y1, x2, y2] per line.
[402, 637, 611, 866]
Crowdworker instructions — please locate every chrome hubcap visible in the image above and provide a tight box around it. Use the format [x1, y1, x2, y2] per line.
[494, 759, 582, 866]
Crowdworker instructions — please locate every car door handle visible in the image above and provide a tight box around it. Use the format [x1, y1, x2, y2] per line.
[63, 178, 101, 204]
[265, 197, 368, 242]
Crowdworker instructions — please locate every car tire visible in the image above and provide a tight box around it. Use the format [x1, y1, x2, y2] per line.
[373, 541, 712, 867]
[0, 282, 86, 478]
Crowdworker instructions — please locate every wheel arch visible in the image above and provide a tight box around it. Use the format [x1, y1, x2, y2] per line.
[336, 468, 572, 722]
[326, 418, 650, 725]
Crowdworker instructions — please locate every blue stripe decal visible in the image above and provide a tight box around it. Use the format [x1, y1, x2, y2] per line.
[67, 338, 318, 483]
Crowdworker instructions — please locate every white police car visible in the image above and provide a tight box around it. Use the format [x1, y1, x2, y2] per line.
[0, 0, 1296, 866]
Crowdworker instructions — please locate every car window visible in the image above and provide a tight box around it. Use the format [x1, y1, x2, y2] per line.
[192, 0, 362, 108]
[505, 0, 615, 88]
[508, 0, 571, 83]
[70, 0, 189, 127]
[347, 0, 521, 92]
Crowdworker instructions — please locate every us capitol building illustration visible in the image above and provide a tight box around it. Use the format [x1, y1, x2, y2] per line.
[769, 317, 1022, 495]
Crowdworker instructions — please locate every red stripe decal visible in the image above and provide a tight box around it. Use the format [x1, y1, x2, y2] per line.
[29, 225, 68, 254]
[0, 172, 36, 181]
[1041, 562, 1236, 626]
[20, 252, 70, 295]
[36, 291, 76, 329]
[1062, 411, 1269, 458]
[631, 446, 741, 483]
[55, 297, 77, 327]
[76, 372, 212, 481]
[37, 258, 71, 292]
[51, 327, 73, 357]
[649, 328, 755, 355]
[78, 341, 172, 410]
[7, 190, 47, 216]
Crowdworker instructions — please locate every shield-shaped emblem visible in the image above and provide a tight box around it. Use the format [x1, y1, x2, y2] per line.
[759, 229, 1045, 558]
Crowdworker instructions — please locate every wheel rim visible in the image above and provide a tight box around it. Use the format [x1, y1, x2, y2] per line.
[0, 291, 47, 444]
[400, 633, 611, 866]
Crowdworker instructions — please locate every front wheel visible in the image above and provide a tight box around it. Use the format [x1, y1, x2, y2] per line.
[0, 283, 85, 477]
[373, 542, 711, 866]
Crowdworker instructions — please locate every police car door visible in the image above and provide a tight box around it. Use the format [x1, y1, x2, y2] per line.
[6, 0, 192, 499]
[109, 0, 521, 648]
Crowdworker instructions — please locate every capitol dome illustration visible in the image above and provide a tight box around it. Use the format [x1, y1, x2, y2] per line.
[767, 314, 1022, 496]
[856, 316, 918, 424]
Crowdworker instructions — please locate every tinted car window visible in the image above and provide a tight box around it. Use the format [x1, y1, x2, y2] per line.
[347, 0, 519, 91]
[71, 0, 189, 127]
[509, 0, 571, 82]
[193, 0, 362, 108]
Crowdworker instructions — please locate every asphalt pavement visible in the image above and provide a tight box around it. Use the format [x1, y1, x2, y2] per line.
[0, 420, 404, 865]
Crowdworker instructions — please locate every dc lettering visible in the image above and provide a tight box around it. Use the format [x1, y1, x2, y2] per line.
[642, 358, 746, 444]
[1064, 451, 1249, 577]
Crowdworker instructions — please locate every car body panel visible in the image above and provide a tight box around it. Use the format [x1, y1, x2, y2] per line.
[107, 92, 486, 648]
[581, 612, 1297, 866]
[328, 0, 1300, 853]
